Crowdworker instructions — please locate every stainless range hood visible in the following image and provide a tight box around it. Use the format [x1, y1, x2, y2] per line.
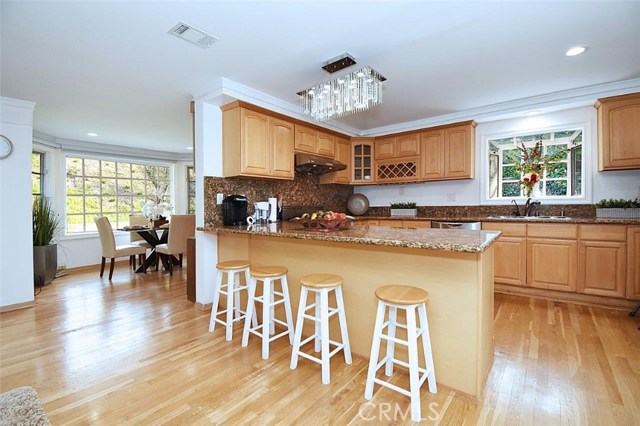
[294, 153, 347, 175]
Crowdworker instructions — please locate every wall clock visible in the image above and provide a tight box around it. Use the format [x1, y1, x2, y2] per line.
[0, 135, 14, 159]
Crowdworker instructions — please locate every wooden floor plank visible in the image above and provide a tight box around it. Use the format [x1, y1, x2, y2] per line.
[1, 263, 639, 425]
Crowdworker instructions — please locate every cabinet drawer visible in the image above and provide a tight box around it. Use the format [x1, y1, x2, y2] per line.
[527, 224, 577, 239]
[378, 219, 402, 227]
[579, 224, 627, 242]
[402, 220, 430, 228]
[482, 222, 526, 237]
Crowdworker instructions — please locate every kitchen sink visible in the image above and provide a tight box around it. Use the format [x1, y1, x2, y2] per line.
[486, 215, 571, 220]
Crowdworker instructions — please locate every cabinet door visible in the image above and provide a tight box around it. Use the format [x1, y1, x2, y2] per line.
[598, 93, 640, 170]
[295, 124, 317, 153]
[527, 238, 577, 292]
[493, 237, 527, 286]
[578, 241, 626, 297]
[444, 125, 474, 178]
[421, 130, 445, 179]
[240, 109, 270, 176]
[352, 140, 374, 183]
[628, 227, 640, 300]
[396, 134, 420, 157]
[269, 117, 295, 179]
[317, 131, 335, 158]
[378, 219, 401, 227]
[375, 137, 396, 160]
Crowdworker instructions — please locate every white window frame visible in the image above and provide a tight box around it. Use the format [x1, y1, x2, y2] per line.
[481, 120, 592, 205]
[62, 152, 175, 236]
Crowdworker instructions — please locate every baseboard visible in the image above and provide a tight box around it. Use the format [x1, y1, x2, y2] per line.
[495, 284, 637, 310]
[194, 302, 212, 311]
[0, 300, 35, 313]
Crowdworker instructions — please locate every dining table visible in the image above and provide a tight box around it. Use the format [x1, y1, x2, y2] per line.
[118, 225, 180, 273]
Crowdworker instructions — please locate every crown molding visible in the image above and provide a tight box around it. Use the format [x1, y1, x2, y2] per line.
[56, 138, 186, 162]
[0, 96, 36, 110]
[192, 78, 361, 136]
[362, 78, 640, 136]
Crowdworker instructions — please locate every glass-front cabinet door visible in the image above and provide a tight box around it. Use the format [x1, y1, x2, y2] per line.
[351, 139, 374, 183]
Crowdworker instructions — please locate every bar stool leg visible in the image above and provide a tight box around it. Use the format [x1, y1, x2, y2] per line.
[385, 306, 397, 376]
[245, 268, 257, 328]
[365, 301, 387, 400]
[233, 272, 241, 320]
[406, 305, 421, 422]
[262, 278, 271, 359]
[208, 269, 224, 332]
[319, 289, 331, 384]
[225, 271, 234, 341]
[280, 274, 295, 345]
[335, 286, 352, 364]
[242, 277, 257, 348]
[314, 292, 321, 353]
[419, 304, 437, 393]
[290, 286, 308, 370]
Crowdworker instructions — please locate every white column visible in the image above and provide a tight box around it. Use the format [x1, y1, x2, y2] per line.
[0, 97, 36, 309]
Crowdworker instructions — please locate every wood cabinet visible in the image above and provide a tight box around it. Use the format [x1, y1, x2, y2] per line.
[222, 106, 294, 180]
[294, 124, 335, 158]
[360, 219, 430, 228]
[375, 157, 420, 182]
[596, 92, 640, 171]
[351, 138, 374, 184]
[487, 222, 638, 301]
[421, 122, 475, 181]
[482, 223, 526, 287]
[578, 225, 627, 298]
[319, 137, 351, 185]
[627, 227, 640, 300]
[527, 238, 578, 292]
[374, 134, 420, 160]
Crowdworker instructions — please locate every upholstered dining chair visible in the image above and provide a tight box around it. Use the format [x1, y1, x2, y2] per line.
[128, 214, 152, 270]
[95, 216, 148, 280]
[155, 214, 195, 275]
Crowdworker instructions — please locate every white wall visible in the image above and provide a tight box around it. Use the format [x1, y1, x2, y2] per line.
[0, 97, 36, 309]
[357, 106, 640, 206]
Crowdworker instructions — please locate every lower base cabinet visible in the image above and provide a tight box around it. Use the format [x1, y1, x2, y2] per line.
[485, 222, 637, 302]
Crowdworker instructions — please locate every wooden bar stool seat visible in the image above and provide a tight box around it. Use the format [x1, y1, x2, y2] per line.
[242, 266, 294, 359]
[209, 260, 256, 341]
[365, 284, 437, 423]
[290, 273, 352, 384]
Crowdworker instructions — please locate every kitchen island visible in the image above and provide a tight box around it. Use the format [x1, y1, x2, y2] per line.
[204, 222, 501, 397]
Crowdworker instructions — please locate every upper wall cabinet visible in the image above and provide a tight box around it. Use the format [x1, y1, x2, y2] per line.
[294, 124, 335, 158]
[374, 134, 420, 160]
[597, 92, 640, 171]
[421, 122, 476, 181]
[222, 104, 294, 180]
[319, 137, 351, 185]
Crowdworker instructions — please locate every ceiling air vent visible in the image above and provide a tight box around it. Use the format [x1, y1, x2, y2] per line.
[168, 21, 218, 49]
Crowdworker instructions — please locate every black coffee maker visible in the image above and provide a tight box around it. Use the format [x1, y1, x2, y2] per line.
[222, 195, 248, 226]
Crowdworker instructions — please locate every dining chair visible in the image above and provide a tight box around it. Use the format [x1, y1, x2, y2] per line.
[128, 214, 152, 269]
[95, 216, 148, 280]
[155, 214, 195, 275]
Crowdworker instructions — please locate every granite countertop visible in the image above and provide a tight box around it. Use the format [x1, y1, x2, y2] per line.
[356, 215, 640, 225]
[203, 221, 501, 253]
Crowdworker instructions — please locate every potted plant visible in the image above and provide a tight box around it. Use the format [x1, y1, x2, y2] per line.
[594, 198, 640, 219]
[390, 202, 417, 217]
[33, 197, 61, 285]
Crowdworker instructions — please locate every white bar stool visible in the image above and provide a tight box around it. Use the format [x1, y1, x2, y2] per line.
[208, 260, 256, 341]
[242, 266, 295, 359]
[290, 274, 352, 384]
[364, 285, 437, 423]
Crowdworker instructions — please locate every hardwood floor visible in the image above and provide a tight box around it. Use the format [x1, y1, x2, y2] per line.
[1, 263, 639, 425]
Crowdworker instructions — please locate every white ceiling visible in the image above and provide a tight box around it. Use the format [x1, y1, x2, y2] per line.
[1, 1, 639, 153]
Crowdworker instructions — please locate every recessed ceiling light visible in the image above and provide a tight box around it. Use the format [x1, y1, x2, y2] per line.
[87, 132, 98, 137]
[186, 146, 193, 150]
[565, 46, 588, 57]
[525, 110, 541, 116]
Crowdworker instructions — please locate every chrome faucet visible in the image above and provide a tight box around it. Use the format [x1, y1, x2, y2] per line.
[524, 198, 541, 216]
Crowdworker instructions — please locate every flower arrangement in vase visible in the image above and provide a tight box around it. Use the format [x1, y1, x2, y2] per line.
[513, 140, 566, 197]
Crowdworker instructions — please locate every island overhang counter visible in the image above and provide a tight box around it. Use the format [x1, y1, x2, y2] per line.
[204, 222, 501, 397]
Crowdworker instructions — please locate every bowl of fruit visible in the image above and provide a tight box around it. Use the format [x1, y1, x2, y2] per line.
[290, 210, 354, 231]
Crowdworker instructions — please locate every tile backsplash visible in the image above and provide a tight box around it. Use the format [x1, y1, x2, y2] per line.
[204, 174, 353, 225]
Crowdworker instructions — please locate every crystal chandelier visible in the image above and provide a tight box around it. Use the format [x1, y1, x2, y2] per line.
[299, 65, 385, 122]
